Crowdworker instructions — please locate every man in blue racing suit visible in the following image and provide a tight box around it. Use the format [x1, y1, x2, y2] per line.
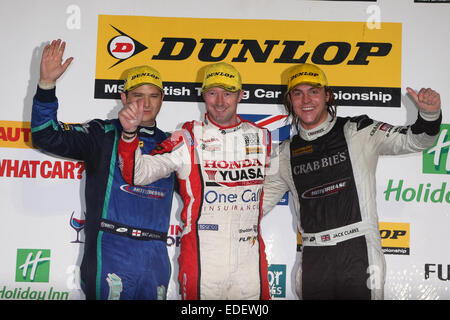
[31, 39, 175, 300]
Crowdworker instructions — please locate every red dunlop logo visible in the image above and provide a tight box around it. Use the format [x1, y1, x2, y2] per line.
[0, 159, 85, 179]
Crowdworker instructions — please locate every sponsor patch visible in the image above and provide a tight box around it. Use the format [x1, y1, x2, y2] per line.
[301, 178, 350, 199]
[292, 145, 313, 157]
[198, 224, 219, 231]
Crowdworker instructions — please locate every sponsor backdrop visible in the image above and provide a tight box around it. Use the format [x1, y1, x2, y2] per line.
[0, 0, 449, 300]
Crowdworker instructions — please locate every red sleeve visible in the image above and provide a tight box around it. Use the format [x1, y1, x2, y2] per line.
[118, 136, 139, 185]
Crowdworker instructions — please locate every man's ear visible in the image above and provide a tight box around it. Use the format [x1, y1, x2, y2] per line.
[237, 89, 245, 103]
[120, 92, 127, 105]
[287, 91, 292, 105]
[325, 88, 331, 103]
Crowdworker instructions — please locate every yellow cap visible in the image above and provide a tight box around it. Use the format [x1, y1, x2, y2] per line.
[201, 62, 242, 93]
[123, 65, 163, 92]
[286, 63, 328, 92]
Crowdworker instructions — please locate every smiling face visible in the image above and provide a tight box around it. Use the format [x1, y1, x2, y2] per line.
[288, 84, 330, 130]
[121, 84, 164, 127]
[202, 87, 244, 127]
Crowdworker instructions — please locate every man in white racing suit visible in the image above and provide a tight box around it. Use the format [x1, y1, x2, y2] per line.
[263, 63, 442, 299]
[118, 62, 272, 300]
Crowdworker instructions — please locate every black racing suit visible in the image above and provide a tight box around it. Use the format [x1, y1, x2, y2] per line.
[263, 111, 441, 299]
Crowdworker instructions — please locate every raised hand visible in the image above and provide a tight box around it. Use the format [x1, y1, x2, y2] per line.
[40, 39, 74, 83]
[118, 98, 145, 133]
[406, 87, 441, 113]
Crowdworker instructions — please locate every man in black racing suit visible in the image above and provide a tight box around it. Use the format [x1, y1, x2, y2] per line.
[263, 63, 442, 299]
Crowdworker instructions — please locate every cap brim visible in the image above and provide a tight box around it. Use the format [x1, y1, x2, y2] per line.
[202, 83, 241, 92]
[124, 82, 164, 92]
[288, 81, 326, 92]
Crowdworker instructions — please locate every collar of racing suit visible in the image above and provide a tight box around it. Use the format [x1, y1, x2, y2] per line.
[204, 113, 244, 134]
[298, 113, 337, 141]
[137, 123, 157, 136]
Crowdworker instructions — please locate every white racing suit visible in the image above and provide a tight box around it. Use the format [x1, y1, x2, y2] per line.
[263, 111, 441, 299]
[119, 114, 272, 300]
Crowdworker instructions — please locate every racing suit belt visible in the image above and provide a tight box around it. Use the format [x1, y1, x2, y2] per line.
[301, 221, 374, 246]
[100, 218, 167, 242]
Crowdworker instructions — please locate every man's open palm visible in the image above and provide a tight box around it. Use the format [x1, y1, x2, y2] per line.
[40, 39, 73, 83]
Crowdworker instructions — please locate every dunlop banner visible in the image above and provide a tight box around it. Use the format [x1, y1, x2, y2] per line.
[95, 15, 401, 107]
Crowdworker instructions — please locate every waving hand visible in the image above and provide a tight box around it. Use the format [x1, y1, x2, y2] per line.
[40, 39, 74, 84]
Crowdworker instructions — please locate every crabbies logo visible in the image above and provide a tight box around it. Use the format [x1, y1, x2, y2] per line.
[95, 15, 401, 107]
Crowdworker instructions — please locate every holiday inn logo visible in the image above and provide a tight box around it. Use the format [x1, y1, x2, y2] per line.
[383, 180, 450, 203]
[384, 124, 450, 204]
[423, 124, 450, 175]
[15, 249, 51, 283]
[1, 249, 70, 300]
